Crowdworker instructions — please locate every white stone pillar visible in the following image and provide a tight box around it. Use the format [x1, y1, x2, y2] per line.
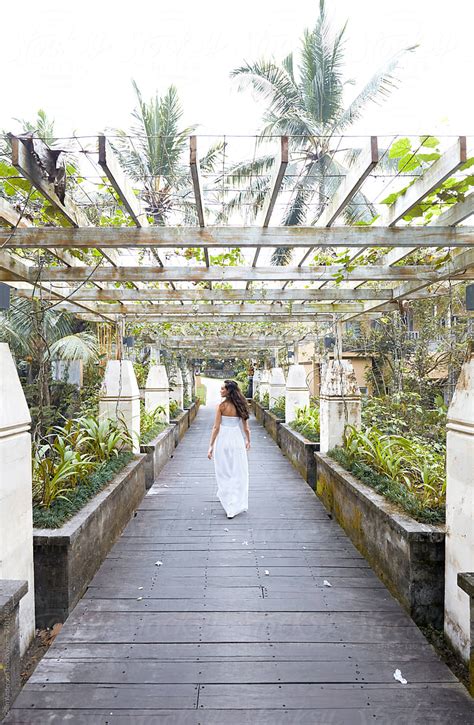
[259, 369, 270, 400]
[181, 363, 193, 405]
[145, 364, 170, 423]
[319, 360, 361, 454]
[253, 370, 262, 399]
[99, 360, 141, 454]
[0, 344, 35, 655]
[170, 367, 184, 409]
[269, 367, 286, 408]
[445, 351, 474, 663]
[285, 364, 309, 423]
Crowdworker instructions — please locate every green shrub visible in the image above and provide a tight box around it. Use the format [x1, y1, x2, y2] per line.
[329, 447, 444, 525]
[338, 424, 446, 513]
[362, 392, 446, 451]
[261, 392, 270, 409]
[140, 403, 166, 444]
[33, 452, 134, 528]
[33, 416, 133, 509]
[289, 405, 320, 442]
[270, 396, 285, 420]
[169, 399, 182, 419]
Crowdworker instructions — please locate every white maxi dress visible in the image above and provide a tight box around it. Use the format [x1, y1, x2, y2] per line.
[214, 416, 249, 517]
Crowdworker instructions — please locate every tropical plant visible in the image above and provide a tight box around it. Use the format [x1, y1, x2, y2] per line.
[169, 399, 181, 419]
[343, 425, 445, 508]
[261, 391, 270, 409]
[270, 395, 285, 420]
[289, 405, 320, 441]
[140, 403, 167, 444]
[225, 0, 416, 263]
[113, 81, 224, 227]
[75, 416, 133, 461]
[0, 297, 99, 435]
[32, 443, 92, 508]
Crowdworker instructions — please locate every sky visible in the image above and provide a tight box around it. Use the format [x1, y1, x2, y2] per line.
[1, 0, 472, 140]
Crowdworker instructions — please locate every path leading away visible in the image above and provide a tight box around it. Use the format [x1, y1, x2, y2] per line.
[6, 407, 474, 723]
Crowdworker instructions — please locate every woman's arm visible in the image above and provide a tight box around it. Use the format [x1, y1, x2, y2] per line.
[242, 418, 251, 451]
[207, 404, 222, 459]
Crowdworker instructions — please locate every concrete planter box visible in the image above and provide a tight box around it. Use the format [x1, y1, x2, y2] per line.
[186, 400, 199, 424]
[171, 410, 190, 445]
[253, 400, 266, 425]
[33, 455, 146, 628]
[140, 426, 176, 489]
[315, 452, 445, 628]
[0, 580, 27, 720]
[279, 423, 320, 487]
[263, 409, 282, 445]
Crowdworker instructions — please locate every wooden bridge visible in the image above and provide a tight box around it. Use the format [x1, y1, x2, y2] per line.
[6, 407, 474, 723]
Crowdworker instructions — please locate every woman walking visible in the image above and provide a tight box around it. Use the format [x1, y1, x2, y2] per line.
[208, 380, 251, 519]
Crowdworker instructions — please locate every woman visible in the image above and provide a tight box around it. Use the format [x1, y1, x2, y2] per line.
[208, 380, 251, 519]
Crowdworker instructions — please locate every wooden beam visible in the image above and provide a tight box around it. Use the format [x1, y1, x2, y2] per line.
[78, 313, 338, 323]
[59, 301, 376, 316]
[0, 252, 114, 321]
[2, 225, 472, 249]
[23, 264, 474, 284]
[16, 287, 394, 302]
[190, 136, 206, 228]
[98, 135, 149, 227]
[0, 197, 32, 228]
[383, 136, 467, 227]
[428, 192, 474, 227]
[11, 135, 90, 227]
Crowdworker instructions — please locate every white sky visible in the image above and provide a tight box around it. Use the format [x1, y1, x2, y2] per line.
[1, 0, 472, 139]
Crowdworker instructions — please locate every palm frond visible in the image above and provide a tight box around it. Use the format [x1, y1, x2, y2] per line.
[231, 59, 301, 120]
[48, 331, 99, 363]
[337, 46, 418, 130]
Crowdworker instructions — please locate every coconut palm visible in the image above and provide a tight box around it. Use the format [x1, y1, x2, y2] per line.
[225, 0, 416, 263]
[114, 81, 224, 227]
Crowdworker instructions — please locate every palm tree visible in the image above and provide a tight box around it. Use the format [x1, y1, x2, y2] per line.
[114, 81, 224, 227]
[0, 297, 98, 427]
[225, 0, 416, 263]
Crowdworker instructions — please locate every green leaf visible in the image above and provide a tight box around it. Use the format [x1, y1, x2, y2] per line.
[420, 136, 439, 148]
[388, 138, 411, 159]
[417, 152, 440, 163]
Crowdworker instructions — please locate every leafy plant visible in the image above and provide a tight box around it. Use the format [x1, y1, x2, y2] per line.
[140, 403, 166, 444]
[169, 399, 181, 419]
[261, 392, 270, 410]
[270, 396, 285, 420]
[76, 416, 132, 461]
[342, 425, 445, 509]
[289, 405, 320, 442]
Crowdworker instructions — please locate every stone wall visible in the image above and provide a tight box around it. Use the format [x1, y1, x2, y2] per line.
[0, 580, 27, 720]
[315, 452, 445, 627]
[141, 426, 176, 489]
[279, 424, 320, 487]
[33, 455, 146, 627]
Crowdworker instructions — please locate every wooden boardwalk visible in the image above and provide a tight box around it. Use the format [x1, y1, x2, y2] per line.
[6, 407, 474, 723]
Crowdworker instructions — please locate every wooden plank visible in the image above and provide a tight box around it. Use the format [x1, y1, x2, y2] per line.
[9, 406, 473, 723]
[0, 196, 32, 228]
[2, 225, 472, 249]
[383, 136, 467, 227]
[98, 135, 149, 227]
[15, 287, 394, 302]
[428, 191, 474, 226]
[22, 263, 467, 283]
[61, 301, 376, 315]
[190, 135, 206, 229]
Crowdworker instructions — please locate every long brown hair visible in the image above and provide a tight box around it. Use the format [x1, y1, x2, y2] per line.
[222, 379, 249, 420]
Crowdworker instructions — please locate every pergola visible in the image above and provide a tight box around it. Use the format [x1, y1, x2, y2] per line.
[1, 132, 473, 353]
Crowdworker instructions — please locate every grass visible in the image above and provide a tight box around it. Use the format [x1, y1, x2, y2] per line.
[328, 447, 445, 525]
[33, 451, 134, 529]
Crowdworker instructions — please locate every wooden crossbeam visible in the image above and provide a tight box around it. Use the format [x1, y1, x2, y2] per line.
[16, 287, 394, 302]
[79, 313, 337, 323]
[2, 225, 472, 249]
[20, 263, 474, 283]
[0, 197, 32, 228]
[190, 136, 206, 229]
[428, 192, 474, 227]
[0, 252, 115, 321]
[57, 301, 378, 316]
[98, 135, 149, 227]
